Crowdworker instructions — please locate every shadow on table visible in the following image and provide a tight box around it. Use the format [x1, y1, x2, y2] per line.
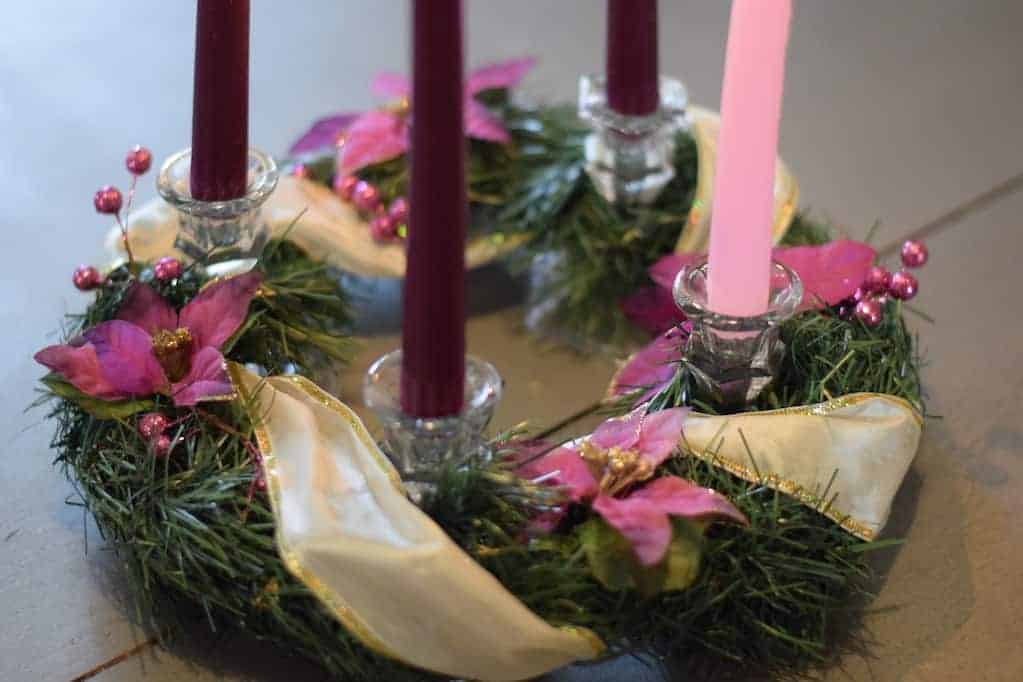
[343, 261, 528, 337]
[815, 424, 976, 681]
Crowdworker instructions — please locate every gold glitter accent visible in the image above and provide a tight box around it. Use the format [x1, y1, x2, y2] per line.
[558, 626, 607, 657]
[691, 448, 877, 540]
[749, 392, 923, 428]
[578, 441, 656, 497]
[578, 440, 606, 473]
[385, 97, 411, 115]
[252, 578, 280, 611]
[151, 328, 193, 382]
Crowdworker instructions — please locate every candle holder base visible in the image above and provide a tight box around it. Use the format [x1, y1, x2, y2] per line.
[673, 258, 802, 407]
[363, 350, 503, 503]
[578, 74, 688, 207]
[157, 148, 278, 275]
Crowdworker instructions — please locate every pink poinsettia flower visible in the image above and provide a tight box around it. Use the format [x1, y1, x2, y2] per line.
[35, 272, 262, 407]
[650, 240, 877, 309]
[608, 324, 688, 404]
[620, 284, 686, 336]
[333, 57, 536, 175]
[633, 239, 878, 336]
[288, 112, 359, 156]
[517, 408, 747, 566]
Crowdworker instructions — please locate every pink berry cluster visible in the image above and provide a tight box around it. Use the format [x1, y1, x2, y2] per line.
[332, 174, 409, 243]
[837, 239, 928, 327]
[138, 411, 174, 457]
[74, 145, 154, 292]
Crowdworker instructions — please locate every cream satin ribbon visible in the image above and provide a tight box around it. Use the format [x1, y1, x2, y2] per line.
[682, 394, 922, 540]
[231, 366, 604, 682]
[105, 175, 526, 279]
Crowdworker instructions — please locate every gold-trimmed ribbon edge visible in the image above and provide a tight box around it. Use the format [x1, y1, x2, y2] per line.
[264, 372, 605, 660]
[681, 392, 923, 541]
[227, 363, 414, 668]
[228, 363, 606, 672]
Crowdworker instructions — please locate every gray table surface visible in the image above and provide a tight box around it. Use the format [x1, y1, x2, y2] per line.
[3, 1, 1022, 680]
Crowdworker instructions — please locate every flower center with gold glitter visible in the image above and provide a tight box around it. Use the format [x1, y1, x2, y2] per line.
[151, 328, 194, 382]
[578, 441, 655, 497]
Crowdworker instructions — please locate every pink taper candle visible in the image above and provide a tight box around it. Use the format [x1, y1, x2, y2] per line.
[707, 0, 792, 316]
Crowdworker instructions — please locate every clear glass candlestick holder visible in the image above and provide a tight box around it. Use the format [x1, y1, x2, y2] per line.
[157, 148, 278, 275]
[363, 350, 503, 503]
[578, 74, 688, 206]
[673, 258, 803, 406]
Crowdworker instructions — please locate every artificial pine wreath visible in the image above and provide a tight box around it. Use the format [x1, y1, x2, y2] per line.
[36, 234, 922, 680]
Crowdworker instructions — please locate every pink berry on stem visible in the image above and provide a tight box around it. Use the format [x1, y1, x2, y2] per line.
[333, 174, 359, 201]
[863, 265, 891, 293]
[153, 434, 173, 458]
[125, 145, 153, 175]
[154, 256, 184, 281]
[855, 298, 883, 327]
[370, 214, 397, 242]
[900, 240, 928, 268]
[852, 286, 868, 302]
[352, 180, 381, 213]
[72, 265, 102, 291]
[138, 412, 170, 440]
[388, 196, 409, 225]
[889, 270, 919, 300]
[93, 185, 123, 214]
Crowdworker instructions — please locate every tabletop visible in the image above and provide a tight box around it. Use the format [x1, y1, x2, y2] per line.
[2, 1, 1022, 681]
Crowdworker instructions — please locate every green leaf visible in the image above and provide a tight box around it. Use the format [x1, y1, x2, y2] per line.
[660, 518, 705, 592]
[579, 516, 705, 597]
[578, 518, 636, 592]
[41, 374, 154, 419]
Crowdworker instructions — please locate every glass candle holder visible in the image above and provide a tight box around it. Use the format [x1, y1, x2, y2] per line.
[157, 148, 278, 275]
[578, 74, 688, 206]
[363, 350, 503, 502]
[673, 257, 802, 406]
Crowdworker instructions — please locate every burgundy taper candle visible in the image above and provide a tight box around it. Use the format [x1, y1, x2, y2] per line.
[401, 0, 466, 418]
[606, 0, 659, 116]
[190, 0, 249, 201]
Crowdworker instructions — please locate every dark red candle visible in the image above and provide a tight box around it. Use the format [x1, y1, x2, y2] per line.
[606, 0, 659, 116]
[190, 0, 249, 201]
[401, 0, 466, 418]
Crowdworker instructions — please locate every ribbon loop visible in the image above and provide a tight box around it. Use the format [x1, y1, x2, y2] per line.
[231, 365, 603, 681]
[682, 394, 922, 540]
